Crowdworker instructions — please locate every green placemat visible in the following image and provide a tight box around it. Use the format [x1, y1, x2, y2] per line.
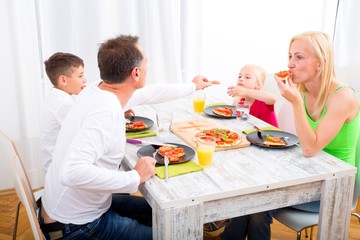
[242, 126, 281, 135]
[156, 161, 203, 179]
[125, 130, 157, 139]
[205, 102, 227, 107]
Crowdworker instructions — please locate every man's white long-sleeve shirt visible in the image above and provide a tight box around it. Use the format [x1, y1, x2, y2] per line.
[42, 82, 195, 224]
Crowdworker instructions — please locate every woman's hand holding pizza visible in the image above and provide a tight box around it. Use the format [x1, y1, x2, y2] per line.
[274, 73, 302, 105]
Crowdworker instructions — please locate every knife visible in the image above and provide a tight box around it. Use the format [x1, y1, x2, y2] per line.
[126, 138, 176, 148]
[254, 126, 263, 139]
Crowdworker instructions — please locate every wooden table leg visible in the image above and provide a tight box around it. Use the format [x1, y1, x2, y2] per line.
[318, 175, 355, 239]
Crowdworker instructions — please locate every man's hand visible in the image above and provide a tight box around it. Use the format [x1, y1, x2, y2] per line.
[124, 109, 135, 117]
[192, 75, 220, 90]
[134, 156, 157, 184]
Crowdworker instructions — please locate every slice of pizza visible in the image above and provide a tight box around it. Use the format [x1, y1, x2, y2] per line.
[275, 70, 291, 83]
[210, 80, 221, 84]
[126, 121, 148, 130]
[263, 134, 286, 146]
[156, 145, 186, 163]
[212, 107, 233, 117]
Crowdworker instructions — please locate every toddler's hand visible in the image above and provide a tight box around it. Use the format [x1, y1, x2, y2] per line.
[227, 85, 246, 97]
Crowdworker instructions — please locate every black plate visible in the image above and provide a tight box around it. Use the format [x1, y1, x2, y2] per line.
[246, 130, 299, 148]
[125, 116, 154, 132]
[137, 143, 195, 165]
[204, 105, 236, 118]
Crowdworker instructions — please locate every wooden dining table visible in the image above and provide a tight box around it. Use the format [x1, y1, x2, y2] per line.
[122, 97, 356, 240]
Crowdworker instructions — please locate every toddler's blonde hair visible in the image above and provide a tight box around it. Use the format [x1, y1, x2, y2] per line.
[242, 64, 266, 89]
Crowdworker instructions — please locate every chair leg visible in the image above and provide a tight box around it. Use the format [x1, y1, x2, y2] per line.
[304, 227, 308, 237]
[309, 226, 314, 240]
[296, 231, 302, 240]
[13, 201, 21, 240]
[352, 212, 360, 223]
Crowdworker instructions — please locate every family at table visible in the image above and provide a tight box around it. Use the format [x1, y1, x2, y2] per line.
[38, 31, 359, 240]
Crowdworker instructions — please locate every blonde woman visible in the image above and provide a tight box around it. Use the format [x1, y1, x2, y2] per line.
[275, 31, 359, 213]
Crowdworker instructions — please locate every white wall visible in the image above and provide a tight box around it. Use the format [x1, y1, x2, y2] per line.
[198, 0, 327, 104]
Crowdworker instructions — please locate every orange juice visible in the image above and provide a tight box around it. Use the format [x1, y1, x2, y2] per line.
[197, 145, 214, 166]
[193, 98, 205, 113]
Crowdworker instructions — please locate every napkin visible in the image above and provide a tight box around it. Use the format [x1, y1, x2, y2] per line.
[125, 130, 157, 139]
[155, 161, 203, 179]
[242, 126, 281, 135]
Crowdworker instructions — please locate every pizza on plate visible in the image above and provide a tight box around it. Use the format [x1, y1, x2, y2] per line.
[156, 145, 186, 162]
[275, 70, 291, 83]
[195, 128, 242, 148]
[126, 121, 148, 131]
[263, 134, 286, 146]
[212, 107, 233, 117]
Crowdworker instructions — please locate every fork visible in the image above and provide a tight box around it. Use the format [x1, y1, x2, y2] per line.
[282, 137, 301, 146]
[164, 155, 169, 182]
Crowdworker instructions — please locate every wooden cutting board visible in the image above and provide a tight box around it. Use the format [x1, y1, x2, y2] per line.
[170, 119, 250, 151]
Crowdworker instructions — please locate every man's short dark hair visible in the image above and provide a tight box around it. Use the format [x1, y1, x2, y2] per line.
[97, 35, 143, 84]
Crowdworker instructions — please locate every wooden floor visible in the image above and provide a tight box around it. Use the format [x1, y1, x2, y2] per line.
[1, 190, 359, 239]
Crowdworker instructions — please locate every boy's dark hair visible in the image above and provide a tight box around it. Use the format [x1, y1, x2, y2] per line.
[97, 35, 143, 84]
[44, 52, 84, 86]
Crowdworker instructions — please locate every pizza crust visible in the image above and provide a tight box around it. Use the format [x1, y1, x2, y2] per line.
[216, 138, 243, 149]
[263, 140, 286, 146]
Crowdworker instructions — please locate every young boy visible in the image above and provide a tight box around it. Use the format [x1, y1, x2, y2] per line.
[40, 52, 87, 173]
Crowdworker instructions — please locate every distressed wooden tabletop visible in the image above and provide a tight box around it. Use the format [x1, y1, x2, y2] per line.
[122, 97, 356, 240]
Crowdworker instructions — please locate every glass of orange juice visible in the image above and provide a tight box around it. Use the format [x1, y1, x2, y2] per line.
[196, 136, 216, 167]
[192, 90, 206, 113]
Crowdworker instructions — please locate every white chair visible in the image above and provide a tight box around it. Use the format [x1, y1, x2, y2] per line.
[12, 155, 44, 239]
[0, 130, 43, 239]
[276, 101, 296, 135]
[274, 138, 360, 239]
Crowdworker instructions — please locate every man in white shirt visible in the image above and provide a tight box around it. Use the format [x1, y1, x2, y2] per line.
[40, 35, 212, 240]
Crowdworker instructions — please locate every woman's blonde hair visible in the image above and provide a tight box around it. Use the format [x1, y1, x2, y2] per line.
[242, 64, 266, 89]
[289, 31, 337, 117]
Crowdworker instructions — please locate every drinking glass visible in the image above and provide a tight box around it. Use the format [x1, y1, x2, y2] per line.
[156, 112, 173, 135]
[236, 99, 250, 120]
[196, 136, 216, 167]
[192, 90, 206, 113]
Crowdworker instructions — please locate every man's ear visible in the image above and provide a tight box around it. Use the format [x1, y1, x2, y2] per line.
[132, 67, 140, 80]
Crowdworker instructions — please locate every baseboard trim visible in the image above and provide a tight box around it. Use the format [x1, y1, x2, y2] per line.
[0, 188, 16, 196]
